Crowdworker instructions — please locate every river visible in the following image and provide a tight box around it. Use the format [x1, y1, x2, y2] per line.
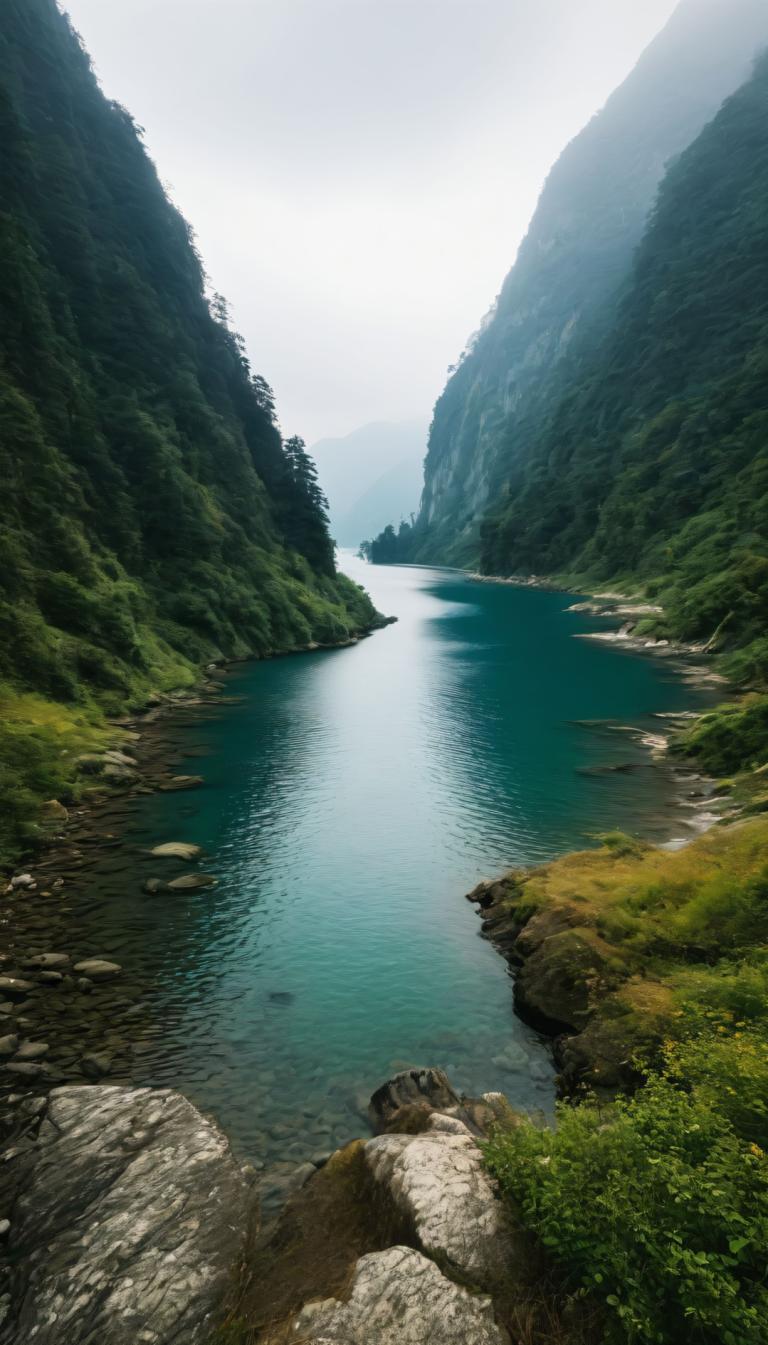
[65, 557, 715, 1173]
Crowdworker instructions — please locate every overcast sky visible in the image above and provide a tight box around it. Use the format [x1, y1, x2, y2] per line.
[63, 0, 678, 444]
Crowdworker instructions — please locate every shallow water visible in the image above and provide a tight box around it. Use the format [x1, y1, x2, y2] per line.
[67, 559, 714, 1168]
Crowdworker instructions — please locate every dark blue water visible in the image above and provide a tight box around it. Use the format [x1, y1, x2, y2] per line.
[69, 559, 712, 1168]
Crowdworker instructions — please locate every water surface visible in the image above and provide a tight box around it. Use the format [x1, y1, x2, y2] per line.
[69, 559, 713, 1167]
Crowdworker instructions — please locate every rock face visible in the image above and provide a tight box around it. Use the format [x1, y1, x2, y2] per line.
[292, 1245, 509, 1345]
[0, 1086, 252, 1344]
[364, 1114, 516, 1288]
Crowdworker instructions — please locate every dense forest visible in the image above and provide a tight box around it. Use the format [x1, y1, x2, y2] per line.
[0, 0, 376, 858]
[481, 53, 768, 675]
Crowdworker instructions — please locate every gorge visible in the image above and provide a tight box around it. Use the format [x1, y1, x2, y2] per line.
[1, 1, 768, 1342]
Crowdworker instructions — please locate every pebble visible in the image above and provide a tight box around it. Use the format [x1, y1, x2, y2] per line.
[77, 978, 93, 994]
[0, 1036, 19, 1058]
[80, 1052, 112, 1079]
[150, 842, 203, 861]
[7, 874, 35, 892]
[21, 954, 71, 970]
[166, 873, 218, 892]
[16, 1042, 49, 1061]
[4, 1062, 46, 1078]
[72, 960, 121, 981]
[0, 979, 34, 1000]
[38, 971, 64, 985]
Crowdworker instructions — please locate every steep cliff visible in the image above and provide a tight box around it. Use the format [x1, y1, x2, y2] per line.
[409, 0, 768, 564]
[0, 0, 377, 859]
[482, 51, 768, 678]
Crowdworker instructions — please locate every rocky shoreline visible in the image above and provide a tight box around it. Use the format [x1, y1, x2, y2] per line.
[0, 1067, 570, 1344]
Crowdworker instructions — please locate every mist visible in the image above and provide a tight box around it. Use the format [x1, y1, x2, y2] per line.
[63, 0, 678, 442]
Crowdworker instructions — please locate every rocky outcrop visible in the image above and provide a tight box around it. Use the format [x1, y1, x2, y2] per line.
[364, 1113, 517, 1289]
[292, 1245, 509, 1345]
[0, 1085, 252, 1344]
[467, 875, 658, 1093]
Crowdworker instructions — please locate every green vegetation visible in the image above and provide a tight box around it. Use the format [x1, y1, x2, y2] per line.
[487, 1068, 768, 1345]
[480, 55, 768, 684]
[0, 0, 377, 862]
[482, 821, 768, 1344]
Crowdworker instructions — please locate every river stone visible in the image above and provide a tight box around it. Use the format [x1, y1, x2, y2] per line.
[364, 1114, 516, 1289]
[291, 1246, 509, 1345]
[21, 953, 71, 970]
[0, 1085, 251, 1344]
[150, 842, 203, 861]
[72, 960, 121, 981]
[0, 1036, 19, 1058]
[159, 775, 204, 791]
[15, 1043, 49, 1062]
[0, 979, 34, 1000]
[8, 874, 35, 892]
[80, 1052, 112, 1078]
[167, 873, 218, 892]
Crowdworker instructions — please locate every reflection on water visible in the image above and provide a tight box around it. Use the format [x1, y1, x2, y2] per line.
[67, 558, 714, 1169]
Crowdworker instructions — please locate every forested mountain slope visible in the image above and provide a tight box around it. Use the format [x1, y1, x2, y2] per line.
[0, 0, 374, 702]
[398, 0, 768, 565]
[482, 52, 768, 681]
[0, 0, 375, 857]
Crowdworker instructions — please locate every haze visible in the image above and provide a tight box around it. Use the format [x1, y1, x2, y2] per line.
[63, 0, 677, 443]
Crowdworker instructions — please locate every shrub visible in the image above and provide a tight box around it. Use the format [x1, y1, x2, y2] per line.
[486, 1075, 768, 1345]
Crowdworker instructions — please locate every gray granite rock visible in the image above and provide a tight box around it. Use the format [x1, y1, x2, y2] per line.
[292, 1245, 509, 1344]
[0, 1085, 251, 1344]
[364, 1114, 516, 1288]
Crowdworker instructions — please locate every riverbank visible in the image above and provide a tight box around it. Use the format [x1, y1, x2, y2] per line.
[466, 816, 768, 1093]
[0, 608, 396, 873]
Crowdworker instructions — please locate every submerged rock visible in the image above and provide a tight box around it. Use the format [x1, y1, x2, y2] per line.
[72, 959, 121, 981]
[292, 1245, 509, 1345]
[0, 979, 34, 1000]
[0, 1085, 251, 1344]
[21, 953, 71, 971]
[150, 842, 203, 861]
[159, 775, 204, 791]
[166, 873, 218, 892]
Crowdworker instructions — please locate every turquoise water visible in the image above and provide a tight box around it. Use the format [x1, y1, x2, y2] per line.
[70, 559, 713, 1168]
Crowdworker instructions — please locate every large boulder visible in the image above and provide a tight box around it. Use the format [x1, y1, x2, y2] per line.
[363, 1114, 517, 1289]
[291, 1245, 509, 1345]
[0, 1085, 252, 1344]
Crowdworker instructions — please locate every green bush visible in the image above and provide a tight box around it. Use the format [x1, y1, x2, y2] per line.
[486, 1075, 768, 1345]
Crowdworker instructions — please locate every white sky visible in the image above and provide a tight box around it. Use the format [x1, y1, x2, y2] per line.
[62, 0, 678, 443]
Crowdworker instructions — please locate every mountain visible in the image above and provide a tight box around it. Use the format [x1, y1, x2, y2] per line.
[483, 49, 768, 679]
[312, 421, 426, 547]
[388, 0, 768, 565]
[0, 0, 376, 857]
